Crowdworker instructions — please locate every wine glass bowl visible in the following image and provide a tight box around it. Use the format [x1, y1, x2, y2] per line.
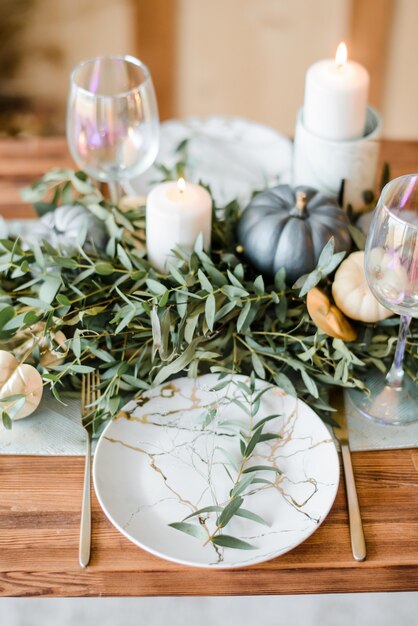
[67, 55, 159, 185]
[365, 177, 418, 317]
[348, 174, 418, 425]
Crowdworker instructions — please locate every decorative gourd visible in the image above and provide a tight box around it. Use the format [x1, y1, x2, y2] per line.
[3, 322, 68, 368]
[237, 185, 351, 284]
[32, 204, 108, 250]
[307, 288, 357, 341]
[332, 251, 392, 322]
[0, 350, 43, 420]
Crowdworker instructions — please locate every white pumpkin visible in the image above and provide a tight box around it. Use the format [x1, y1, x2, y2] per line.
[0, 350, 43, 420]
[332, 251, 392, 323]
[32, 204, 108, 251]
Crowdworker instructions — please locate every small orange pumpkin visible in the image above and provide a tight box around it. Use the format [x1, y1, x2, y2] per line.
[307, 288, 357, 341]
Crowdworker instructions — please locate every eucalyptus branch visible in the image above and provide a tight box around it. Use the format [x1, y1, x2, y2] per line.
[170, 377, 282, 550]
[0, 167, 416, 433]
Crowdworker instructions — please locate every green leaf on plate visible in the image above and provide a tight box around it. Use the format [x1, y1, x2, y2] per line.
[230, 473, 254, 498]
[183, 506, 223, 521]
[242, 465, 282, 474]
[235, 508, 270, 527]
[217, 496, 244, 528]
[211, 535, 257, 550]
[168, 521, 207, 540]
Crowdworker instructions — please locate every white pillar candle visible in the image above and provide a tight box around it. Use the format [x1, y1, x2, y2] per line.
[146, 178, 212, 272]
[303, 42, 369, 141]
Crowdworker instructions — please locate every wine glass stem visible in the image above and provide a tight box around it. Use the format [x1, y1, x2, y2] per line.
[108, 181, 122, 205]
[385, 315, 411, 389]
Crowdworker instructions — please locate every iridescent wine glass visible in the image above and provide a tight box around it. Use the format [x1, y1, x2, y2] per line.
[67, 55, 159, 203]
[348, 174, 418, 424]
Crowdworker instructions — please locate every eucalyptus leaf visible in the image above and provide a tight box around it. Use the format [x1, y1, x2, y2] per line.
[217, 496, 244, 528]
[39, 276, 61, 304]
[153, 338, 204, 386]
[205, 293, 216, 331]
[117, 244, 133, 271]
[301, 369, 319, 398]
[348, 224, 367, 250]
[72, 329, 81, 359]
[222, 285, 249, 300]
[317, 237, 335, 269]
[211, 535, 256, 550]
[1, 411, 12, 430]
[251, 352, 265, 379]
[236, 301, 251, 333]
[244, 426, 264, 457]
[168, 263, 187, 286]
[253, 275, 265, 296]
[183, 506, 223, 521]
[198, 269, 213, 293]
[235, 508, 270, 526]
[297, 269, 322, 297]
[146, 279, 167, 296]
[168, 521, 207, 540]
[94, 262, 115, 276]
[231, 473, 255, 497]
[242, 465, 281, 474]
[0, 306, 15, 330]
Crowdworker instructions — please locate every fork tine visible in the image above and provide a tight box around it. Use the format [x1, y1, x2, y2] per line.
[81, 373, 87, 417]
[81, 370, 101, 429]
[94, 371, 100, 405]
[87, 371, 92, 413]
[91, 372, 96, 412]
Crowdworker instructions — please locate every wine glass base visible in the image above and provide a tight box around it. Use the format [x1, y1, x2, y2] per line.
[347, 371, 418, 426]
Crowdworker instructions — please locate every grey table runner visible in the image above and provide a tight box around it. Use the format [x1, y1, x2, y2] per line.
[0, 390, 417, 455]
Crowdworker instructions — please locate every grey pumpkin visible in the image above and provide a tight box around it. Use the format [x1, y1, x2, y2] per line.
[237, 185, 351, 284]
[32, 204, 108, 251]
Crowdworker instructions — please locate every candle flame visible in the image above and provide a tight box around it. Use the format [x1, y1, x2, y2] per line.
[177, 177, 186, 193]
[335, 42, 347, 68]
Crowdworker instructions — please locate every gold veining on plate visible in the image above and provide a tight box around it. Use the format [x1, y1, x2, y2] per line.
[96, 374, 339, 567]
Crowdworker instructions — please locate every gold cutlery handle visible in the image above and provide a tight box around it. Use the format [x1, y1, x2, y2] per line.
[79, 432, 91, 568]
[341, 444, 366, 562]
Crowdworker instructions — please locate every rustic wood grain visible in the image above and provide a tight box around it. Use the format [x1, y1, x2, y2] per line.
[0, 138, 417, 596]
[133, 0, 177, 121]
[0, 451, 418, 597]
[349, 0, 395, 109]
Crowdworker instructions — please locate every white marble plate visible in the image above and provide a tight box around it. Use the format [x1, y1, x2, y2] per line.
[93, 374, 339, 568]
[123, 116, 292, 208]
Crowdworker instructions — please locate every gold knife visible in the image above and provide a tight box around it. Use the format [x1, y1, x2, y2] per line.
[332, 390, 366, 562]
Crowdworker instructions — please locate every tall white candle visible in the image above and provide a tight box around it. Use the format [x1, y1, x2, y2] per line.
[146, 178, 212, 272]
[303, 42, 369, 141]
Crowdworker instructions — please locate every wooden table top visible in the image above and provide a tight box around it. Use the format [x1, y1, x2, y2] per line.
[0, 137, 418, 597]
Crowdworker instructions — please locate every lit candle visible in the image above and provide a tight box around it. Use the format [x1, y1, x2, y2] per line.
[303, 42, 369, 141]
[146, 177, 212, 272]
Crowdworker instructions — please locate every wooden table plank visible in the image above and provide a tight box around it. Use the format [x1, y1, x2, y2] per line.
[0, 451, 418, 596]
[0, 137, 417, 597]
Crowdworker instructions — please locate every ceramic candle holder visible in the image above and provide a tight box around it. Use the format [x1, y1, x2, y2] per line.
[292, 106, 381, 210]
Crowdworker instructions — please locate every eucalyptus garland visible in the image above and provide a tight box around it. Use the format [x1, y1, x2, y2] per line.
[0, 168, 416, 430]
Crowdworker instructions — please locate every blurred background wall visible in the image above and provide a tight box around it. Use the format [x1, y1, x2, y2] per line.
[0, 0, 416, 139]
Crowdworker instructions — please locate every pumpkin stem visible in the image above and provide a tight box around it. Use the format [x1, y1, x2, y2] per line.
[292, 191, 308, 217]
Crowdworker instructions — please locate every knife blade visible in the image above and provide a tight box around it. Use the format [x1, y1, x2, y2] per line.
[332, 389, 367, 562]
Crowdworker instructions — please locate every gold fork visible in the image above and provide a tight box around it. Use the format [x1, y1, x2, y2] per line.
[79, 371, 100, 568]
